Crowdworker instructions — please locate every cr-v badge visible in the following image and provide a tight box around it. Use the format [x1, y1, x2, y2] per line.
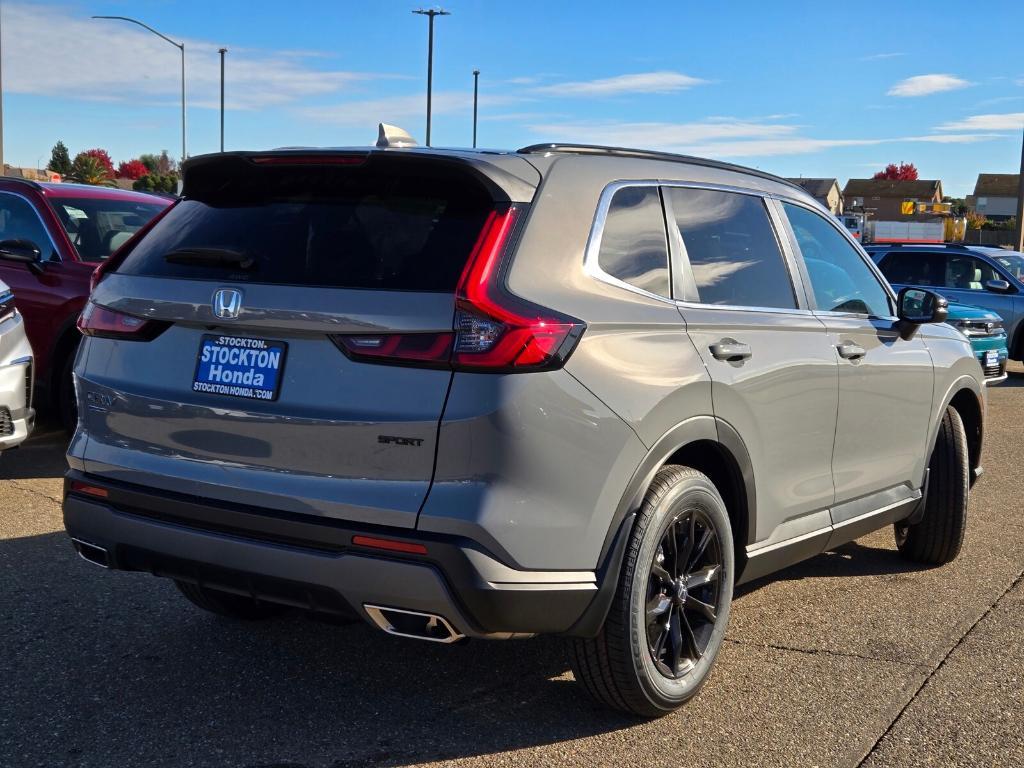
[213, 289, 243, 319]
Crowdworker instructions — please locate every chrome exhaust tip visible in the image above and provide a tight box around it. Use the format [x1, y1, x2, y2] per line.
[363, 604, 465, 643]
[71, 538, 110, 568]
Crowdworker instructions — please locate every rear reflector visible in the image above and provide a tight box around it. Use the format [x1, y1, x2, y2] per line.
[351, 535, 428, 555]
[70, 481, 109, 499]
[77, 303, 169, 341]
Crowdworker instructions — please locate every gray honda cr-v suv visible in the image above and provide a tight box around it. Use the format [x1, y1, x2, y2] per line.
[64, 139, 986, 717]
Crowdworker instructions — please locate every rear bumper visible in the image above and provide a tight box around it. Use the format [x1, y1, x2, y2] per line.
[62, 471, 608, 639]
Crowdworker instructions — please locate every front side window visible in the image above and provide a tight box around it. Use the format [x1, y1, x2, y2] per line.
[667, 187, 796, 309]
[783, 202, 892, 317]
[943, 254, 1002, 291]
[596, 186, 671, 296]
[0, 194, 53, 258]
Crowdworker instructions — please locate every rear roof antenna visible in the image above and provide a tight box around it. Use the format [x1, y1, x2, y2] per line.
[376, 123, 418, 148]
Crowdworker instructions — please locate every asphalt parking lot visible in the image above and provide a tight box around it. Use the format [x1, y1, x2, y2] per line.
[2, 368, 1023, 768]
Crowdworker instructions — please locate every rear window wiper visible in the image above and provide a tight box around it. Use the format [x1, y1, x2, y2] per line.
[164, 247, 255, 269]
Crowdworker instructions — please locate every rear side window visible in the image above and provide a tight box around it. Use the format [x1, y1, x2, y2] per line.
[667, 187, 796, 309]
[878, 251, 946, 286]
[597, 186, 671, 297]
[117, 160, 494, 291]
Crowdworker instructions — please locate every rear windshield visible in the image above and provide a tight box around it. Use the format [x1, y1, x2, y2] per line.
[49, 196, 167, 262]
[116, 160, 494, 291]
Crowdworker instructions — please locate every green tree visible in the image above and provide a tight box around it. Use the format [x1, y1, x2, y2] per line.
[138, 153, 160, 174]
[48, 141, 73, 177]
[68, 153, 114, 186]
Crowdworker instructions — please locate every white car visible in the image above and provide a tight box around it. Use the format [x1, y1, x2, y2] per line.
[0, 278, 33, 450]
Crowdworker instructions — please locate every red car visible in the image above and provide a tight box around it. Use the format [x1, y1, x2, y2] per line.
[0, 179, 169, 429]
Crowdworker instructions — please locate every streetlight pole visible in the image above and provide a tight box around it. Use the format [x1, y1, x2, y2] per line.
[0, 2, 5, 176]
[219, 48, 227, 152]
[413, 8, 449, 147]
[92, 16, 186, 163]
[472, 69, 479, 148]
[1015, 123, 1024, 252]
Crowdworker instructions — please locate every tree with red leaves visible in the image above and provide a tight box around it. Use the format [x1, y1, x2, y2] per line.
[116, 159, 149, 180]
[873, 162, 919, 181]
[79, 149, 115, 177]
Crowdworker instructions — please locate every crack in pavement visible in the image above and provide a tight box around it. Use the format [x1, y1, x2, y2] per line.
[8, 479, 63, 506]
[722, 636, 929, 669]
[855, 567, 1024, 767]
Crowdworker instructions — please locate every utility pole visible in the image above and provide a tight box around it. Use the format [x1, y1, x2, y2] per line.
[1015, 122, 1024, 252]
[219, 48, 227, 152]
[0, 2, 5, 176]
[472, 69, 480, 148]
[413, 8, 449, 147]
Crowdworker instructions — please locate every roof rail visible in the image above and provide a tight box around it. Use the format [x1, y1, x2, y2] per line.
[0, 176, 45, 191]
[866, 242, 973, 250]
[517, 143, 805, 192]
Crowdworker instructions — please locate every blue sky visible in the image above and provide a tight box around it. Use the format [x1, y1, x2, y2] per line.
[4, 0, 1023, 196]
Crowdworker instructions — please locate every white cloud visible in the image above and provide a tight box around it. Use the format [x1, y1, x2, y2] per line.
[526, 119, 1001, 159]
[861, 52, 906, 61]
[935, 112, 1024, 131]
[535, 71, 706, 97]
[3, 2, 387, 110]
[887, 74, 972, 97]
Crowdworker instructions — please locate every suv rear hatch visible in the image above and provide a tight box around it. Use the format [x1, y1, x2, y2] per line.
[76, 150, 544, 528]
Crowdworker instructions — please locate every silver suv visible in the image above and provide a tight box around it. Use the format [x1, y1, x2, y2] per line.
[63, 141, 986, 717]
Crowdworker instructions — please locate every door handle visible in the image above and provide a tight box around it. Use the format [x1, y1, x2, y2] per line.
[709, 340, 752, 362]
[836, 341, 867, 360]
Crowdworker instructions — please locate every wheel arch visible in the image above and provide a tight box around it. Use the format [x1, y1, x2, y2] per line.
[567, 416, 755, 637]
[47, 314, 82, 403]
[944, 383, 984, 485]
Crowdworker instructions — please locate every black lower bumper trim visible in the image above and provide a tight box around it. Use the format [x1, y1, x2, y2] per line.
[62, 470, 603, 637]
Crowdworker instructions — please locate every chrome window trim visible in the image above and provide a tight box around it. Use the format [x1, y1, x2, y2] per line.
[582, 180, 676, 305]
[0, 190, 62, 263]
[583, 179, 817, 315]
[773, 194, 899, 322]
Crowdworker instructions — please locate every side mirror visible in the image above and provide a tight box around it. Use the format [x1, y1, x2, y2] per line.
[984, 279, 1012, 294]
[0, 239, 44, 275]
[897, 287, 948, 325]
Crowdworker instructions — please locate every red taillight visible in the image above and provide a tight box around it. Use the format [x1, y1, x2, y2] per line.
[331, 206, 584, 372]
[70, 481, 108, 499]
[351, 535, 428, 555]
[77, 303, 169, 341]
[452, 207, 583, 370]
[331, 332, 454, 366]
[90, 200, 177, 293]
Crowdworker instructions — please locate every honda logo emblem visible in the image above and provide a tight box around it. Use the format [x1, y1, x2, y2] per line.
[213, 289, 243, 319]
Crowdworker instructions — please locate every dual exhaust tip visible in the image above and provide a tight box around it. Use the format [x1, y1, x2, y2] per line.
[70, 539, 464, 644]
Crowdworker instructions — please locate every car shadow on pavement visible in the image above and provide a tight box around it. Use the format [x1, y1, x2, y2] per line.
[736, 540, 932, 598]
[0, 530, 637, 767]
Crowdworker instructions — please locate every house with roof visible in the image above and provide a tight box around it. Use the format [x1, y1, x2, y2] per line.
[967, 174, 1019, 222]
[842, 178, 944, 220]
[784, 178, 843, 214]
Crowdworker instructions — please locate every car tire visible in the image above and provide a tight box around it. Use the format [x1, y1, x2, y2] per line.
[895, 406, 969, 565]
[568, 465, 735, 717]
[175, 580, 290, 620]
[58, 350, 78, 435]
